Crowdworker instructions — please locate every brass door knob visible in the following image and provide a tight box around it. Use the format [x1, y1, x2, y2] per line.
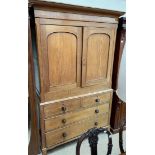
[61, 106, 66, 112]
[94, 122, 98, 126]
[62, 119, 67, 124]
[95, 109, 99, 113]
[95, 98, 100, 103]
[62, 132, 67, 138]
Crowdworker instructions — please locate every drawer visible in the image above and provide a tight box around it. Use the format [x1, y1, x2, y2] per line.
[43, 91, 112, 118]
[45, 113, 109, 147]
[82, 92, 111, 108]
[45, 103, 109, 131]
[44, 98, 81, 118]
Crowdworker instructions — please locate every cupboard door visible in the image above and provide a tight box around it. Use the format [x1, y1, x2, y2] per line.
[82, 27, 116, 87]
[39, 25, 82, 95]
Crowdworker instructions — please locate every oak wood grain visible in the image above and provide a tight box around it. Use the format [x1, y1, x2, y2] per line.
[43, 91, 112, 118]
[44, 97, 81, 118]
[82, 91, 111, 108]
[29, 0, 124, 18]
[44, 85, 112, 101]
[82, 26, 117, 87]
[29, 1, 121, 152]
[36, 23, 82, 102]
[45, 104, 109, 131]
[34, 10, 118, 24]
[39, 18, 117, 28]
[45, 114, 109, 147]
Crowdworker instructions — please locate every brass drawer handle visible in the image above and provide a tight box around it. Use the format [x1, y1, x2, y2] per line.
[61, 106, 66, 112]
[62, 119, 67, 124]
[62, 132, 67, 138]
[95, 109, 99, 113]
[94, 122, 98, 126]
[95, 98, 100, 103]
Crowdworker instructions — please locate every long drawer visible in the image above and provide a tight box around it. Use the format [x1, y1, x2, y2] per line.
[45, 103, 109, 131]
[45, 113, 109, 148]
[43, 91, 111, 118]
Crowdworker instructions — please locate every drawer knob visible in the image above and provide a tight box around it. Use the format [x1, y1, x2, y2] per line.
[61, 106, 66, 112]
[62, 132, 67, 138]
[62, 119, 67, 124]
[95, 109, 99, 113]
[95, 98, 100, 103]
[94, 122, 98, 126]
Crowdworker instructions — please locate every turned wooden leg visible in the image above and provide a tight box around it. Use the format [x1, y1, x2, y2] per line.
[42, 148, 47, 155]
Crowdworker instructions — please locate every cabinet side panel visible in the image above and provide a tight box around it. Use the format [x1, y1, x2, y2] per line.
[30, 16, 40, 95]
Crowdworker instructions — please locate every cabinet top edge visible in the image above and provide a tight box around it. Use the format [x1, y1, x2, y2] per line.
[29, 0, 125, 18]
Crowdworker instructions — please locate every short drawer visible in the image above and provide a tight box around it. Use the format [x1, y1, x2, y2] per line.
[45, 113, 109, 148]
[45, 103, 109, 131]
[82, 91, 111, 108]
[44, 98, 81, 118]
[43, 91, 112, 118]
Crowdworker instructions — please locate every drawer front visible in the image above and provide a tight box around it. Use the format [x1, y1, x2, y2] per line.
[44, 98, 81, 118]
[82, 92, 111, 108]
[43, 91, 111, 118]
[45, 103, 109, 131]
[45, 113, 109, 147]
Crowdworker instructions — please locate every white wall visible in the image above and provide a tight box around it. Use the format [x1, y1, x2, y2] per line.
[48, 0, 126, 12]
[117, 43, 126, 102]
